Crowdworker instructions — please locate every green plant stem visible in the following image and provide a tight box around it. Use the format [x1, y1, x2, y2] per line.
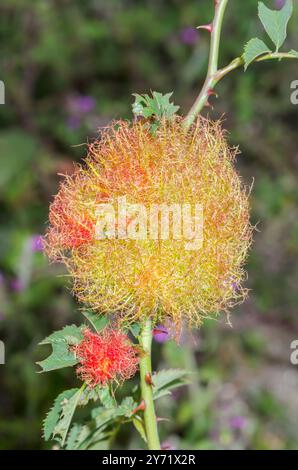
[207, 0, 229, 77]
[215, 51, 297, 81]
[139, 319, 160, 450]
[183, 0, 297, 129]
[183, 0, 229, 129]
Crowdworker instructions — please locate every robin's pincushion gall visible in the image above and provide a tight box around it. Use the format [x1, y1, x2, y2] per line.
[45, 117, 252, 328]
[73, 328, 139, 387]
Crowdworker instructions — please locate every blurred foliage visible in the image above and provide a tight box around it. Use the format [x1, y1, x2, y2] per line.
[0, 0, 298, 450]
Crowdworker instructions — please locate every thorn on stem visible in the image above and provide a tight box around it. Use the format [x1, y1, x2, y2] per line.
[132, 400, 146, 415]
[197, 24, 213, 33]
[157, 416, 171, 423]
[145, 372, 154, 386]
[207, 88, 218, 98]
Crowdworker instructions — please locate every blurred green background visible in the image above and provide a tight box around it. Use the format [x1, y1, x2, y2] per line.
[0, 0, 298, 450]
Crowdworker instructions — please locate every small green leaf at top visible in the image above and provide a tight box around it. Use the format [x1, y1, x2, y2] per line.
[132, 91, 180, 120]
[258, 0, 293, 51]
[243, 38, 272, 70]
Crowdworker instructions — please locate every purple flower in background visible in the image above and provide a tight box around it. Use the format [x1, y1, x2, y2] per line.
[66, 95, 96, 130]
[153, 325, 170, 343]
[275, 0, 285, 8]
[31, 234, 43, 252]
[10, 278, 25, 293]
[68, 95, 95, 114]
[229, 415, 246, 430]
[180, 27, 199, 45]
[0, 272, 4, 286]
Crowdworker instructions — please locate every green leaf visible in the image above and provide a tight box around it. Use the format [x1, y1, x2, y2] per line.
[258, 0, 293, 51]
[66, 422, 96, 450]
[243, 38, 272, 70]
[86, 407, 125, 448]
[43, 388, 79, 442]
[289, 49, 298, 58]
[66, 395, 137, 449]
[76, 415, 112, 450]
[82, 311, 108, 333]
[78, 384, 117, 408]
[65, 423, 82, 450]
[39, 324, 83, 346]
[53, 385, 85, 446]
[78, 385, 101, 405]
[132, 91, 179, 120]
[91, 395, 136, 424]
[132, 416, 147, 443]
[153, 368, 191, 400]
[91, 406, 118, 423]
[37, 342, 78, 372]
[37, 325, 83, 372]
[118, 396, 138, 418]
[68, 420, 112, 450]
[97, 386, 117, 408]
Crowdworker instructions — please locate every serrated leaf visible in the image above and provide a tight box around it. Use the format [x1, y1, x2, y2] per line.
[65, 423, 82, 450]
[153, 369, 191, 400]
[118, 396, 137, 418]
[132, 91, 179, 120]
[39, 324, 83, 346]
[43, 388, 79, 441]
[91, 406, 118, 423]
[152, 91, 180, 117]
[97, 386, 117, 408]
[69, 396, 137, 450]
[289, 49, 298, 58]
[243, 38, 272, 70]
[132, 416, 147, 443]
[66, 412, 115, 450]
[76, 385, 117, 409]
[82, 311, 108, 333]
[92, 406, 121, 424]
[37, 342, 78, 372]
[69, 424, 91, 450]
[37, 325, 83, 372]
[258, 0, 293, 51]
[53, 385, 85, 446]
[76, 423, 111, 450]
[78, 384, 103, 405]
